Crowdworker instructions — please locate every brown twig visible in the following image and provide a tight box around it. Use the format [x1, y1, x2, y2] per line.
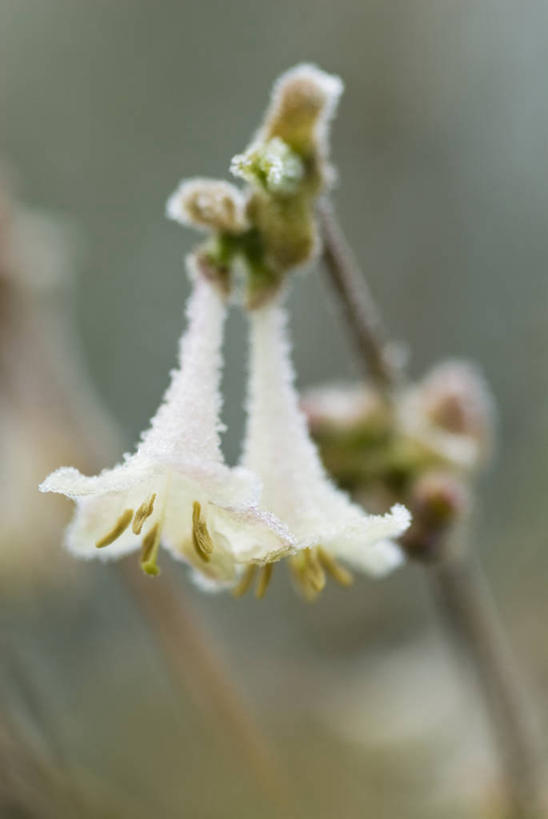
[319, 200, 545, 818]
[318, 199, 399, 391]
[429, 555, 544, 818]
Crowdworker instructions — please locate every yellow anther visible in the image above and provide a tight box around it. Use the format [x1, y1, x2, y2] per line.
[96, 509, 133, 549]
[192, 501, 214, 563]
[303, 548, 326, 593]
[132, 494, 156, 535]
[140, 523, 161, 576]
[232, 564, 258, 598]
[255, 563, 274, 599]
[317, 548, 353, 587]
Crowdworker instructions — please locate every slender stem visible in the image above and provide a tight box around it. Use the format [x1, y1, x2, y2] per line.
[429, 555, 544, 818]
[318, 200, 399, 391]
[119, 562, 286, 807]
[319, 200, 545, 817]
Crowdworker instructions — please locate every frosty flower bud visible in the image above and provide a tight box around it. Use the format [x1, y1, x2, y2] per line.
[166, 178, 249, 235]
[260, 63, 343, 187]
[302, 383, 390, 438]
[411, 470, 470, 527]
[419, 360, 494, 465]
[401, 470, 470, 561]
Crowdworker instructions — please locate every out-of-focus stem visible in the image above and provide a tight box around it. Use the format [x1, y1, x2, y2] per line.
[318, 200, 399, 391]
[319, 199, 545, 818]
[429, 555, 544, 818]
[120, 562, 286, 807]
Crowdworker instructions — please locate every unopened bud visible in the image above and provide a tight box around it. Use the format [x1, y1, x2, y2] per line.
[401, 470, 470, 561]
[166, 178, 249, 235]
[302, 383, 389, 437]
[302, 383, 392, 490]
[411, 470, 469, 526]
[262, 64, 343, 164]
[420, 360, 494, 462]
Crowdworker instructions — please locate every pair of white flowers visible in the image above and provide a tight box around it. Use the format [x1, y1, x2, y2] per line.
[39, 253, 409, 598]
[40, 64, 411, 598]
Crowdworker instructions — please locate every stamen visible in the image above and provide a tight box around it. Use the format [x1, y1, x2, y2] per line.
[132, 494, 156, 535]
[289, 556, 321, 602]
[317, 547, 353, 587]
[232, 564, 258, 598]
[303, 548, 326, 593]
[140, 523, 161, 576]
[96, 509, 133, 548]
[255, 563, 274, 599]
[192, 501, 214, 563]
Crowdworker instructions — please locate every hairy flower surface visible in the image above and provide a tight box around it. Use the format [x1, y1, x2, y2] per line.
[239, 297, 410, 599]
[249, 62, 344, 191]
[40, 266, 292, 585]
[166, 178, 249, 235]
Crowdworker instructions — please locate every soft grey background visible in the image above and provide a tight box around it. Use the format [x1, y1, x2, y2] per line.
[1, 2, 547, 817]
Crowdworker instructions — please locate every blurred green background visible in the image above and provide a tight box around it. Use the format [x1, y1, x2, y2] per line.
[1, 1, 547, 817]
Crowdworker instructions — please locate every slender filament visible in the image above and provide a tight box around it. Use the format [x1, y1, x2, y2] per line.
[255, 563, 274, 599]
[96, 509, 134, 548]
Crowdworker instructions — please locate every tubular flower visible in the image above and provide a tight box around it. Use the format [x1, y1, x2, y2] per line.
[240, 296, 411, 600]
[40, 262, 292, 586]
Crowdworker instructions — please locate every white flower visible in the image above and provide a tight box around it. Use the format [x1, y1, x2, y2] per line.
[40, 263, 292, 586]
[240, 296, 411, 599]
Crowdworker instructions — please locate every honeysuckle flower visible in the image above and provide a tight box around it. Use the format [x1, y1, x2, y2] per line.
[238, 295, 411, 599]
[40, 262, 292, 587]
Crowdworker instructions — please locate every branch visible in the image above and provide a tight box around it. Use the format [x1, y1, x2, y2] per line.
[318, 200, 399, 391]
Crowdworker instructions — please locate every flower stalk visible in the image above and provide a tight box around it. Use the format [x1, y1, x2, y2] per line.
[318, 200, 399, 392]
[429, 555, 544, 818]
[319, 201, 545, 817]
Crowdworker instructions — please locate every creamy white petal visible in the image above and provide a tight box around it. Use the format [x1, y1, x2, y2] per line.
[209, 503, 295, 564]
[242, 298, 411, 573]
[138, 268, 227, 465]
[39, 460, 153, 498]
